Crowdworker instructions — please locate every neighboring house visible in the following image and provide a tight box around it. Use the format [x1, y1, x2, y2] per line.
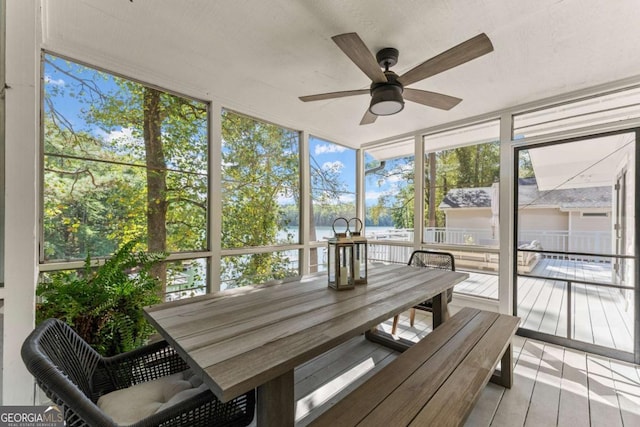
[438, 178, 613, 271]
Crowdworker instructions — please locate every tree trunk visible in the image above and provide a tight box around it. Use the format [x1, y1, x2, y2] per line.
[143, 88, 168, 294]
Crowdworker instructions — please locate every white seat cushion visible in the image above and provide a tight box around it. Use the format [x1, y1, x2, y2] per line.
[97, 369, 207, 425]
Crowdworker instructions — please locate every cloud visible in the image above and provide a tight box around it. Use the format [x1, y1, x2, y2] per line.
[365, 191, 385, 200]
[277, 192, 295, 204]
[339, 193, 355, 203]
[315, 144, 347, 155]
[44, 74, 65, 86]
[104, 127, 137, 143]
[322, 160, 345, 172]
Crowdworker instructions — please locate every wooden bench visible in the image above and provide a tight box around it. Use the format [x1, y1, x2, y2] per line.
[310, 307, 520, 427]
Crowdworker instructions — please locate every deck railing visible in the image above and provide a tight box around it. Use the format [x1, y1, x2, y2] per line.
[366, 227, 612, 255]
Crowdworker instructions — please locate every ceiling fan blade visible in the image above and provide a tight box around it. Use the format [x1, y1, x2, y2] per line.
[403, 88, 462, 110]
[332, 33, 387, 84]
[398, 33, 494, 87]
[299, 89, 369, 102]
[360, 109, 377, 125]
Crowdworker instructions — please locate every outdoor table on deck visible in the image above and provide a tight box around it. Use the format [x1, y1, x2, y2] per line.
[144, 263, 469, 427]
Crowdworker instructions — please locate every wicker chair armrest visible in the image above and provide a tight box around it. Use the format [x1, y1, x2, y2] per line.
[97, 340, 189, 392]
[127, 388, 255, 427]
[23, 354, 118, 426]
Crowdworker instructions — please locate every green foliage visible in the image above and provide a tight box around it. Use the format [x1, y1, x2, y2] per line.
[42, 54, 208, 262]
[220, 110, 301, 285]
[36, 241, 166, 356]
[367, 142, 500, 229]
[426, 142, 499, 227]
[366, 156, 415, 229]
[519, 150, 535, 178]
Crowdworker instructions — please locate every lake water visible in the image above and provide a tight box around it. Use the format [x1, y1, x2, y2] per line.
[282, 225, 402, 241]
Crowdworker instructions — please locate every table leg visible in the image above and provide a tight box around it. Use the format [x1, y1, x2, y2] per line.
[257, 370, 295, 427]
[432, 291, 450, 329]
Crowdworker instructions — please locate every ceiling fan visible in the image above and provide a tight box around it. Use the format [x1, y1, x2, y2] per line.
[299, 32, 494, 125]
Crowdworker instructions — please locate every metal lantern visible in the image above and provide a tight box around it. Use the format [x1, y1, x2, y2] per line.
[349, 217, 368, 285]
[328, 217, 355, 290]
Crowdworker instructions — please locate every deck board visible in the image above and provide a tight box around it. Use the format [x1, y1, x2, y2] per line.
[557, 347, 590, 427]
[454, 257, 634, 353]
[587, 354, 624, 427]
[524, 343, 563, 427]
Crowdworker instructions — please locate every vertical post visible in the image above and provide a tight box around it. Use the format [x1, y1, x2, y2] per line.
[3, 0, 40, 404]
[567, 281, 573, 340]
[499, 112, 515, 316]
[209, 102, 223, 293]
[414, 134, 424, 249]
[356, 148, 365, 224]
[300, 130, 311, 275]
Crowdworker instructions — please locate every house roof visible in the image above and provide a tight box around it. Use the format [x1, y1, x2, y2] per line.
[440, 178, 611, 210]
[440, 187, 493, 209]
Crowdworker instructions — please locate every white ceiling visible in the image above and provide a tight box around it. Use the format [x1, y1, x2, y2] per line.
[41, 0, 640, 148]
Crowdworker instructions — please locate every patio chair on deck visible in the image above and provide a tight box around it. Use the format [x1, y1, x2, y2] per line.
[391, 250, 456, 335]
[21, 318, 255, 427]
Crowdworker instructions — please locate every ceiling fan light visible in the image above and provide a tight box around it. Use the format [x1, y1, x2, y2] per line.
[369, 85, 404, 116]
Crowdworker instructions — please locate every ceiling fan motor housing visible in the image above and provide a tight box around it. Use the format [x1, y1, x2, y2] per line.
[369, 71, 404, 116]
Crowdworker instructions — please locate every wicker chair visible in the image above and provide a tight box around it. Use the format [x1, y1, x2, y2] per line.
[391, 250, 456, 335]
[21, 318, 255, 427]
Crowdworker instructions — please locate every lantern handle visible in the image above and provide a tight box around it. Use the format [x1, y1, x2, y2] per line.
[332, 217, 350, 236]
[348, 217, 363, 235]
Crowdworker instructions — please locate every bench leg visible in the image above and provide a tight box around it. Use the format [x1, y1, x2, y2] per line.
[490, 343, 513, 388]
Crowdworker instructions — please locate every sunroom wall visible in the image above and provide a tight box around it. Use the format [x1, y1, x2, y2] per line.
[6, 2, 640, 405]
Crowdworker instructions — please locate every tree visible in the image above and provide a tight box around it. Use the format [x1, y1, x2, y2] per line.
[220, 111, 300, 286]
[367, 142, 500, 231]
[426, 142, 499, 229]
[519, 150, 535, 178]
[44, 55, 346, 292]
[43, 55, 208, 294]
[366, 156, 415, 229]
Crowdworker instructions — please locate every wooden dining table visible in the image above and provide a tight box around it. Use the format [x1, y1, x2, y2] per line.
[144, 263, 469, 426]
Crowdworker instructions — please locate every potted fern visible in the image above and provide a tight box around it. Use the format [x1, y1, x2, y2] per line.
[36, 241, 166, 356]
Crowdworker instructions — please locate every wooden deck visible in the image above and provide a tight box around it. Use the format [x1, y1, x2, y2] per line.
[453, 258, 635, 353]
[282, 311, 640, 427]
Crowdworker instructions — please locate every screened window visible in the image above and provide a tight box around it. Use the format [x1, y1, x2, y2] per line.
[309, 137, 356, 242]
[423, 121, 500, 247]
[42, 53, 209, 263]
[220, 110, 300, 287]
[423, 121, 500, 300]
[364, 145, 415, 242]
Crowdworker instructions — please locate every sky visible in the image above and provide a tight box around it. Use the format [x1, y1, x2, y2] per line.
[44, 53, 402, 207]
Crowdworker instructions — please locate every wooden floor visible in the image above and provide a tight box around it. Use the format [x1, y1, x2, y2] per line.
[281, 311, 640, 427]
[453, 258, 635, 353]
